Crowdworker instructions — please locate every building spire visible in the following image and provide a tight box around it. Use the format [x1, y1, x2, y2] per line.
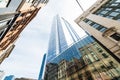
[62, 18, 80, 42]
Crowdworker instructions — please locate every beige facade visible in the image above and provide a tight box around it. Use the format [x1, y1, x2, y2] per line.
[75, 0, 120, 60]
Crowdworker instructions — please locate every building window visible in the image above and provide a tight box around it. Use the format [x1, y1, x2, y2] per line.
[100, 11, 109, 15]
[110, 3, 119, 6]
[83, 19, 107, 32]
[109, 12, 119, 17]
[116, 0, 120, 3]
[110, 33, 120, 41]
[102, 53, 108, 58]
[93, 0, 120, 21]
[115, 9, 120, 12]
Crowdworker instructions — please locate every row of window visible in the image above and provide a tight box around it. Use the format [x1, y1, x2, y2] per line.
[83, 19, 120, 41]
[94, 0, 120, 21]
[83, 19, 107, 32]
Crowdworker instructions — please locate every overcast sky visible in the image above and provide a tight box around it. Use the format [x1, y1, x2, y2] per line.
[0, 0, 97, 79]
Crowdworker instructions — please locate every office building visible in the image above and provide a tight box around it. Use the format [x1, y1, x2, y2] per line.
[47, 15, 68, 62]
[0, 0, 48, 64]
[4, 75, 15, 80]
[38, 54, 47, 80]
[75, 0, 120, 62]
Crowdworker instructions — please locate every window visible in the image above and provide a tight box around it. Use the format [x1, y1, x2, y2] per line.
[110, 3, 118, 6]
[110, 33, 120, 41]
[99, 27, 107, 32]
[102, 53, 108, 58]
[98, 48, 103, 53]
[92, 24, 100, 28]
[93, 0, 120, 21]
[105, 8, 112, 11]
[100, 11, 109, 14]
[83, 19, 107, 33]
[116, 0, 120, 3]
[109, 12, 119, 17]
[96, 26, 104, 30]
[115, 9, 120, 12]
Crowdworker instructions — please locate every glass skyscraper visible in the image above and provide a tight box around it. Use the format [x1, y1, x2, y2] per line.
[46, 15, 87, 63]
[47, 15, 69, 62]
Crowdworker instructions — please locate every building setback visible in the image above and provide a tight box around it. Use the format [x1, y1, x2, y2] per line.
[0, 0, 49, 64]
[75, 0, 120, 62]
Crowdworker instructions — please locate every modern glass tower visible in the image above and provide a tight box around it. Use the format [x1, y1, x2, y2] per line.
[38, 54, 46, 80]
[46, 15, 85, 63]
[47, 15, 69, 62]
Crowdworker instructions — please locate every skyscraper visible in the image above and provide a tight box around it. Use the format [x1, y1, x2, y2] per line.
[75, 0, 120, 62]
[38, 54, 47, 80]
[4, 75, 15, 80]
[47, 15, 69, 62]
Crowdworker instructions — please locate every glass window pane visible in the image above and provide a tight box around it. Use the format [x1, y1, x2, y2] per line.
[115, 9, 120, 12]
[100, 11, 108, 14]
[110, 33, 120, 41]
[105, 8, 112, 11]
[99, 27, 107, 32]
[109, 12, 119, 17]
[116, 0, 120, 3]
[110, 3, 118, 6]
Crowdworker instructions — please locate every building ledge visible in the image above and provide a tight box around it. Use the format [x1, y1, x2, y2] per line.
[102, 27, 116, 37]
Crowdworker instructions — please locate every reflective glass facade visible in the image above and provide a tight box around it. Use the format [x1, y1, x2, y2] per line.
[50, 36, 94, 63]
[94, 0, 120, 21]
[47, 15, 68, 62]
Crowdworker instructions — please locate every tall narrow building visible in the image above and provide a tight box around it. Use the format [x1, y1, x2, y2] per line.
[75, 0, 120, 62]
[47, 15, 69, 62]
[38, 54, 47, 80]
